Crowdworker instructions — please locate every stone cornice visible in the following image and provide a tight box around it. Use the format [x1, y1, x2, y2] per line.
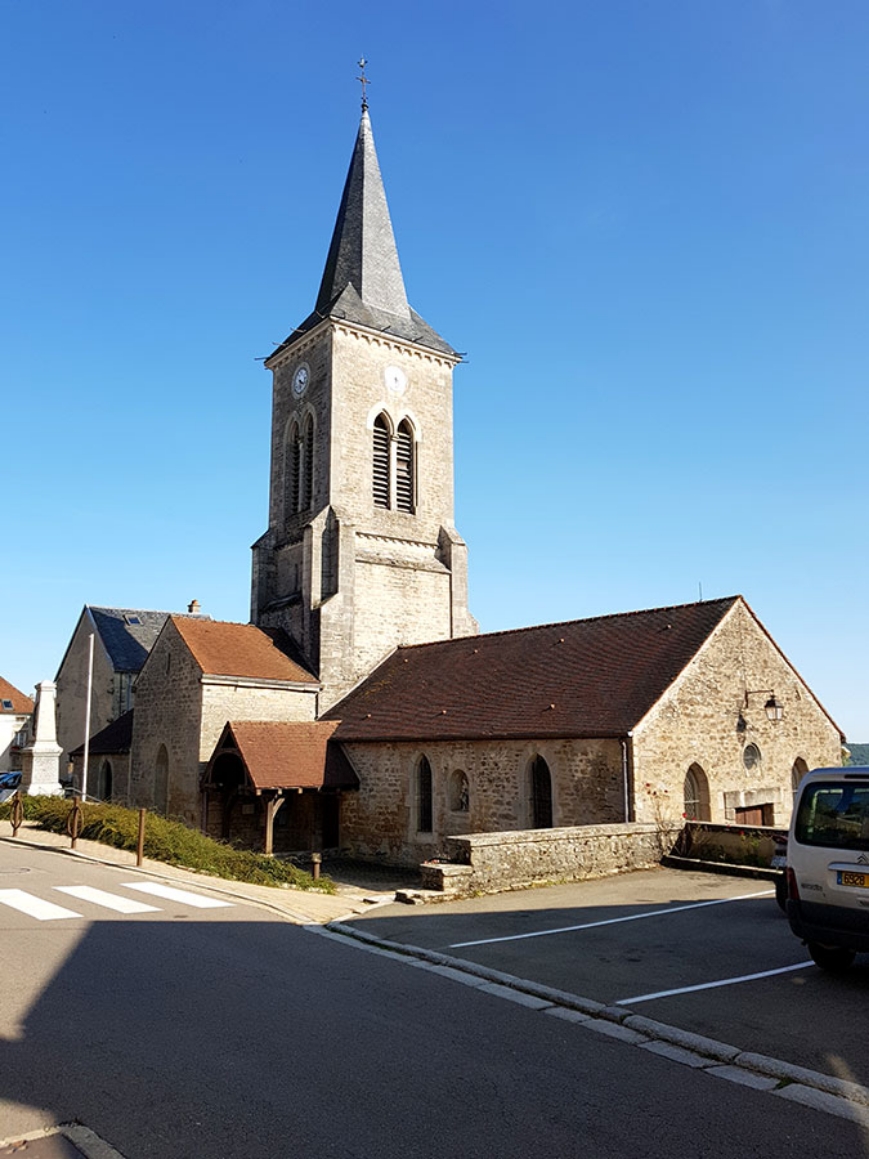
[266, 315, 460, 373]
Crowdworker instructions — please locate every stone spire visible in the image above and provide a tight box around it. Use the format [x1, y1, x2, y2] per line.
[315, 108, 411, 321]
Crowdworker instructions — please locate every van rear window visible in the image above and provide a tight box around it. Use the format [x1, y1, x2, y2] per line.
[795, 784, 869, 851]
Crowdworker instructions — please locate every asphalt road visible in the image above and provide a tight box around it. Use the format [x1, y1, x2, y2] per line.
[351, 867, 869, 1088]
[0, 846, 865, 1158]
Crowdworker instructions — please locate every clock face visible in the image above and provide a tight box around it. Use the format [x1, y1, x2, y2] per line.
[292, 363, 310, 398]
[384, 365, 407, 395]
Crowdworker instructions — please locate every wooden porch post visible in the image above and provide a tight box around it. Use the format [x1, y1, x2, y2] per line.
[263, 794, 287, 856]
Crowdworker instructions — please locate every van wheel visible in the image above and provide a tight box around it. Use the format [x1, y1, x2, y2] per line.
[807, 943, 856, 972]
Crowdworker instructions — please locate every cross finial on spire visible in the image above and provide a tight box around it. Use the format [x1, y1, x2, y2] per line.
[357, 56, 370, 110]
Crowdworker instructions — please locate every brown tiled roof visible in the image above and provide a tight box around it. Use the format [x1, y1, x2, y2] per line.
[70, 709, 133, 756]
[208, 721, 358, 792]
[170, 618, 317, 685]
[0, 677, 34, 715]
[326, 597, 740, 741]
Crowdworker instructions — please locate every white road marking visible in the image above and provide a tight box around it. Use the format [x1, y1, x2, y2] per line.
[0, 889, 82, 921]
[449, 890, 775, 948]
[54, 886, 161, 914]
[617, 961, 814, 1005]
[121, 882, 233, 908]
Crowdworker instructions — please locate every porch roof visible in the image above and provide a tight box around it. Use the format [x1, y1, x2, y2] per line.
[209, 721, 359, 792]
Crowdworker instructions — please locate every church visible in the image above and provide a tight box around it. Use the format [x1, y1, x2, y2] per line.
[67, 96, 843, 871]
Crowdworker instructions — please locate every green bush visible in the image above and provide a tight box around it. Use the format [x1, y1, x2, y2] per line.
[0, 797, 333, 893]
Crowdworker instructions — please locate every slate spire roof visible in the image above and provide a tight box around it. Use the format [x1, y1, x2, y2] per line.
[269, 110, 455, 360]
[316, 108, 409, 321]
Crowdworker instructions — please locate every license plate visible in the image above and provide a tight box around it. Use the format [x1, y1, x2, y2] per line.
[837, 871, 869, 888]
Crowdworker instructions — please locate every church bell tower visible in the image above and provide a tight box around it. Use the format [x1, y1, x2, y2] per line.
[251, 91, 477, 709]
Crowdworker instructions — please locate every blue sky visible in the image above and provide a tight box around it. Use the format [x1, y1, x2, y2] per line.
[3, 1, 867, 740]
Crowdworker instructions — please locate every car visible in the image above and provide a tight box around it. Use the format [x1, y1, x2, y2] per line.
[786, 766, 869, 971]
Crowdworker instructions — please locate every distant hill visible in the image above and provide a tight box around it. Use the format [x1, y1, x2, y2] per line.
[846, 743, 869, 766]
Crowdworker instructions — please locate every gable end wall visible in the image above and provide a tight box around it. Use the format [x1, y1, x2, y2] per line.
[631, 600, 842, 826]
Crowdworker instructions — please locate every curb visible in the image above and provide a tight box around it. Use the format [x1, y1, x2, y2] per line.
[0, 1123, 126, 1158]
[324, 919, 869, 1116]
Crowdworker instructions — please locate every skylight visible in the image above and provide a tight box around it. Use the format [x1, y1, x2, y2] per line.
[124, 614, 142, 626]
[1, 699, 13, 710]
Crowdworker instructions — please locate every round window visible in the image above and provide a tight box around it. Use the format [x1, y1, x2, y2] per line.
[743, 743, 761, 770]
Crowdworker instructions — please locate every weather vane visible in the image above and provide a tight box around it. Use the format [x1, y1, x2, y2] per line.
[357, 57, 370, 110]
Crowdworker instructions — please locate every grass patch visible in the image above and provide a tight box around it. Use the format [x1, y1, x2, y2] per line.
[0, 796, 333, 893]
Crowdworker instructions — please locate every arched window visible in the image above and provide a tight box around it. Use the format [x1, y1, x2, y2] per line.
[395, 419, 415, 513]
[301, 414, 314, 510]
[98, 759, 113, 802]
[284, 420, 300, 517]
[792, 758, 808, 799]
[684, 763, 711, 821]
[373, 414, 390, 508]
[449, 770, 469, 813]
[154, 745, 169, 815]
[529, 756, 552, 829]
[416, 755, 433, 833]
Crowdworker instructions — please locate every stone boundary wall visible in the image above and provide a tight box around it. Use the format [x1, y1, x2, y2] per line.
[675, 821, 787, 869]
[420, 822, 681, 896]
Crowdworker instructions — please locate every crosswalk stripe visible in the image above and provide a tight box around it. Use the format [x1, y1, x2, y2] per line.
[54, 885, 161, 914]
[120, 882, 233, 908]
[0, 889, 82, 921]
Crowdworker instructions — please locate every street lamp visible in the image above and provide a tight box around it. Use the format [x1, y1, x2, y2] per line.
[742, 689, 784, 722]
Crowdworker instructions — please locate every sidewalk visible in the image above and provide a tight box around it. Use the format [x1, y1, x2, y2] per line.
[0, 820, 396, 924]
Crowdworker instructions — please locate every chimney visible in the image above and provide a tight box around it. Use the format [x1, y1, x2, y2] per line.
[187, 599, 201, 615]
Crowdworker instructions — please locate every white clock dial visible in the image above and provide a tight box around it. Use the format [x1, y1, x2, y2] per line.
[384, 365, 407, 395]
[292, 363, 310, 398]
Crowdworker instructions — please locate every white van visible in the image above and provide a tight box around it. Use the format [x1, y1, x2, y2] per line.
[787, 766, 869, 971]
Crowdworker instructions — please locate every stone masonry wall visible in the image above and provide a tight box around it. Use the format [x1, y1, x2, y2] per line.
[130, 620, 203, 824]
[340, 737, 625, 866]
[632, 600, 842, 828]
[55, 615, 116, 771]
[131, 621, 320, 825]
[350, 558, 453, 680]
[421, 823, 678, 896]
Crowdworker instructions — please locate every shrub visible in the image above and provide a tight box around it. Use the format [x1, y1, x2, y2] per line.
[0, 797, 333, 892]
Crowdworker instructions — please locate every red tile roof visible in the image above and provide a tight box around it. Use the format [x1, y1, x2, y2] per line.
[170, 618, 317, 684]
[0, 677, 34, 715]
[326, 597, 739, 741]
[209, 721, 358, 792]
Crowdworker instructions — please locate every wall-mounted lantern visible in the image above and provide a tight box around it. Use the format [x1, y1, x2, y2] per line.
[742, 689, 784, 723]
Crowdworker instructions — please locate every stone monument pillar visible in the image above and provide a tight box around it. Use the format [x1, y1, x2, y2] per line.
[20, 681, 64, 797]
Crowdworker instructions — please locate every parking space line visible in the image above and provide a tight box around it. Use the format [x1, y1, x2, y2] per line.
[617, 960, 813, 1005]
[449, 889, 775, 948]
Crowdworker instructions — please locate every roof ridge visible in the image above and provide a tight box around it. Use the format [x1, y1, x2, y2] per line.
[391, 596, 741, 654]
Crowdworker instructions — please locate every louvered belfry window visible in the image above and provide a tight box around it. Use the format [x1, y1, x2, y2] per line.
[395, 420, 415, 513]
[301, 415, 314, 510]
[286, 422, 300, 516]
[373, 415, 390, 508]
